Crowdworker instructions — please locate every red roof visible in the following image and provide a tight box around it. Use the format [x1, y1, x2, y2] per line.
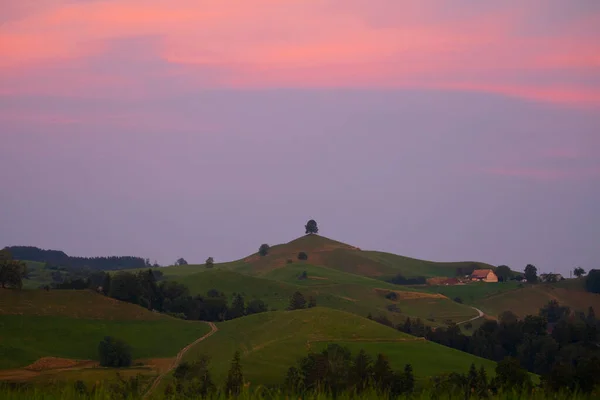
[471, 269, 493, 278]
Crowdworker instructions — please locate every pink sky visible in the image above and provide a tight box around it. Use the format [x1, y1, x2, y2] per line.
[1, 1, 599, 274]
[1, 0, 599, 105]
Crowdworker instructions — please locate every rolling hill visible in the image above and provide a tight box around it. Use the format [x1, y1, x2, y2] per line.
[155, 267, 478, 327]
[0, 290, 211, 369]
[125, 235, 487, 327]
[178, 308, 497, 387]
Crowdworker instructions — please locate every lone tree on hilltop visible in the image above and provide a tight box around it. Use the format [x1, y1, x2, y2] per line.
[524, 264, 538, 283]
[574, 267, 586, 278]
[205, 257, 214, 268]
[176, 258, 188, 266]
[305, 219, 319, 235]
[258, 244, 270, 257]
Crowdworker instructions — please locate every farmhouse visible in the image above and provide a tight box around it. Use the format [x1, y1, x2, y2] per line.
[470, 269, 498, 283]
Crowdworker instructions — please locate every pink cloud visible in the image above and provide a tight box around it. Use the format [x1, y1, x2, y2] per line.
[0, 0, 599, 106]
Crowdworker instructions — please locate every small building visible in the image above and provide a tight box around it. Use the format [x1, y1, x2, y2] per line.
[470, 269, 498, 283]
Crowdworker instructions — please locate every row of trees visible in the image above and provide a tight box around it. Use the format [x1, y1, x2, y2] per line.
[4, 246, 147, 271]
[375, 301, 600, 394]
[169, 352, 245, 398]
[55, 269, 269, 322]
[166, 344, 535, 399]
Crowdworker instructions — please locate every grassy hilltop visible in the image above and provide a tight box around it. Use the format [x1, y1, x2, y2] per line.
[128, 235, 484, 326]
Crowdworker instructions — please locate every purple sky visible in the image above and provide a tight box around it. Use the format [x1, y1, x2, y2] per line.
[1, 1, 599, 274]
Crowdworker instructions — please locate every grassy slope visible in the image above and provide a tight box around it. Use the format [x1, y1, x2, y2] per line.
[21, 261, 62, 290]
[181, 308, 495, 386]
[168, 268, 478, 326]
[475, 280, 600, 318]
[0, 289, 210, 369]
[0, 315, 210, 369]
[416, 282, 522, 304]
[0, 289, 171, 320]
[144, 235, 483, 326]
[136, 235, 493, 281]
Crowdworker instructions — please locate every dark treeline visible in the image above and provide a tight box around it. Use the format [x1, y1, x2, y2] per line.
[4, 246, 148, 271]
[387, 274, 427, 285]
[57, 269, 269, 322]
[168, 344, 534, 399]
[371, 301, 600, 394]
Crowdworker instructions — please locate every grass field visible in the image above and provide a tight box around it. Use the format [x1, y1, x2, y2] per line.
[0, 315, 210, 369]
[159, 268, 478, 326]
[0, 290, 171, 321]
[131, 235, 493, 282]
[21, 261, 63, 290]
[416, 281, 521, 304]
[475, 282, 600, 318]
[179, 308, 493, 387]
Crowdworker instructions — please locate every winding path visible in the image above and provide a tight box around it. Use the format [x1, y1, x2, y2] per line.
[457, 306, 485, 325]
[143, 321, 218, 398]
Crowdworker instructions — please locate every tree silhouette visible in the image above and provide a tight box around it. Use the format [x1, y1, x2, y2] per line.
[574, 267, 586, 278]
[288, 291, 307, 310]
[225, 351, 244, 396]
[305, 219, 319, 235]
[258, 244, 270, 257]
[524, 264, 538, 283]
[205, 257, 214, 268]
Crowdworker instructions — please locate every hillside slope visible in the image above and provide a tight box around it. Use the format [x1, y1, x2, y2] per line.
[0, 289, 170, 320]
[234, 235, 493, 279]
[0, 289, 211, 370]
[181, 308, 496, 386]
[164, 268, 478, 326]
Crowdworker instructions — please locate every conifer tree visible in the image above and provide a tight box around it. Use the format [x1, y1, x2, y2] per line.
[225, 351, 244, 396]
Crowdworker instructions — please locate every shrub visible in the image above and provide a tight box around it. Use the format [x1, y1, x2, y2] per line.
[297, 252, 308, 260]
[388, 274, 426, 285]
[385, 292, 398, 301]
[98, 336, 132, 367]
[286, 259, 293, 264]
[453, 297, 463, 304]
[258, 244, 270, 257]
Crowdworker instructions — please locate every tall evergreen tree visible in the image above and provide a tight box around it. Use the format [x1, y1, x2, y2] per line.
[228, 294, 246, 319]
[373, 354, 394, 393]
[225, 351, 244, 396]
[350, 350, 373, 393]
[403, 364, 415, 393]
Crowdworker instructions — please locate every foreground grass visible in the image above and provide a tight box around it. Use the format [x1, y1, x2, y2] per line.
[0, 315, 210, 369]
[2, 385, 597, 400]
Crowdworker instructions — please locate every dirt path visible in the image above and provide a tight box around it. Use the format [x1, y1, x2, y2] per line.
[457, 306, 485, 325]
[143, 321, 218, 398]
